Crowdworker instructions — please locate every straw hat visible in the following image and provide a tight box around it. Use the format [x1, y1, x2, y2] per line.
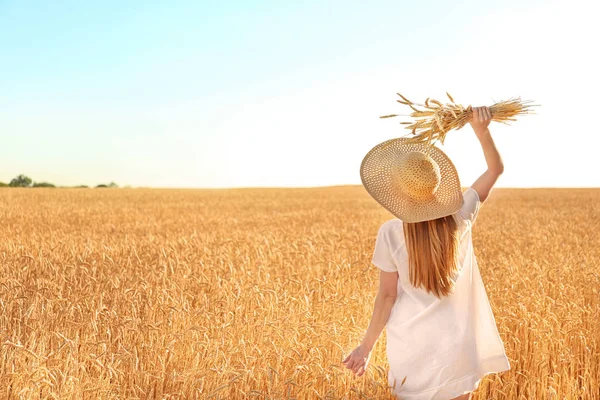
[360, 138, 463, 223]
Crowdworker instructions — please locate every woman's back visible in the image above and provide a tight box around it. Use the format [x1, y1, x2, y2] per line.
[373, 187, 481, 313]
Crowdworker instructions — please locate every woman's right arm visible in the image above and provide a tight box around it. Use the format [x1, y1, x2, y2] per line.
[469, 106, 504, 203]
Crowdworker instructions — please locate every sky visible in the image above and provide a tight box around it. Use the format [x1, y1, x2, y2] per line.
[1, 0, 599, 188]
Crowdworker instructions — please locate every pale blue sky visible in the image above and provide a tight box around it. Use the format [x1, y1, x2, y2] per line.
[1, 0, 598, 188]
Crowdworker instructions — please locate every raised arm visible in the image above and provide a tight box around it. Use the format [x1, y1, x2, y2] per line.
[469, 106, 504, 203]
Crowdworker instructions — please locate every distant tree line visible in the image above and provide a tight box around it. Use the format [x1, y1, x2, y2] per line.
[0, 174, 119, 188]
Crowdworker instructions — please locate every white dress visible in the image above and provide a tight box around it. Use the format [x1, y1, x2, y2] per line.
[371, 187, 510, 399]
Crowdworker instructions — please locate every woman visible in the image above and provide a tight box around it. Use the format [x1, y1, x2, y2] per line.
[343, 106, 510, 399]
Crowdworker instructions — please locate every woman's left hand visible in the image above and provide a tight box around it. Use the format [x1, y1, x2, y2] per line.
[342, 344, 372, 377]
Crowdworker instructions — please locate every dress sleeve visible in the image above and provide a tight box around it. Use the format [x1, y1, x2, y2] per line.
[457, 187, 481, 224]
[371, 223, 398, 273]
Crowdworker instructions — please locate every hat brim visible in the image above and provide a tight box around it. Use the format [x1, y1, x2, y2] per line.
[360, 138, 463, 223]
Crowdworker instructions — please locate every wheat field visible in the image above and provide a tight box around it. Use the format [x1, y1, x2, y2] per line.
[0, 187, 599, 399]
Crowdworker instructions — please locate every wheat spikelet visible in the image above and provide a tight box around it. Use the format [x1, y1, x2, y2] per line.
[380, 92, 539, 147]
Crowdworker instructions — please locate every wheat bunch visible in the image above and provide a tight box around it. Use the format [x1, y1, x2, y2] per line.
[380, 92, 538, 147]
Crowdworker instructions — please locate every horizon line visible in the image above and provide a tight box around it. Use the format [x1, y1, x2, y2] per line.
[3, 185, 599, 190]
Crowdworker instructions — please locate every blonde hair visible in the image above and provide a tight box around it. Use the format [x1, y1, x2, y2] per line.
[403, 214, 461, 298]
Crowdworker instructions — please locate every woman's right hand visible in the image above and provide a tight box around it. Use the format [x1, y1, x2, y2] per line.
[469, 106, 493, 137]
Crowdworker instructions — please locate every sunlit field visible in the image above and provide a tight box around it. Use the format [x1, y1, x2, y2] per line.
[1, 187, 599, 399]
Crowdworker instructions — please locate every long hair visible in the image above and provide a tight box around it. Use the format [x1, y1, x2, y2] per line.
[403, 214, 461, 299]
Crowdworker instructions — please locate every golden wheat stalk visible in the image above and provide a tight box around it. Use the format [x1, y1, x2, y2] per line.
[380, 92, 539, 146]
